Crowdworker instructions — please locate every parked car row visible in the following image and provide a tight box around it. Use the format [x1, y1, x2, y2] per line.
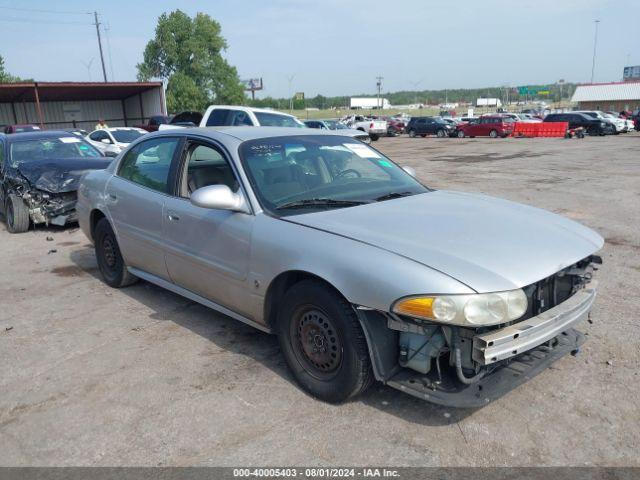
[401, 110, 638, 139]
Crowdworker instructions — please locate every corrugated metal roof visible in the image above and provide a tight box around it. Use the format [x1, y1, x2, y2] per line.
[0, 82, 163, 102]
[571, 81, 640, 102]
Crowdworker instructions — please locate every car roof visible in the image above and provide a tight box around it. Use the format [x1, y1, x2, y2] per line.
[2, 130, 84, 143]
[153, 126, 336, 142]
[208, 105, 296, 117]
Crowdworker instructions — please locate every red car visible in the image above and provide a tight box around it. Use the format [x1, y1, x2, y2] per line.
[4, 124, 41, 134]
[456, 116, 515, 138]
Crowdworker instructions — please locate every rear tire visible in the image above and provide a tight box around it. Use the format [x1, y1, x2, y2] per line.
[5, 194, 30, 233]
[489, 129, 498, 138]
[277, 280, 373, 403]
[369, 134, 379, 141]
[94, 218, 138, 288]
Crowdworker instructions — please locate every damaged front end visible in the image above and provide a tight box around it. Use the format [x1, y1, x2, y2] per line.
[5, 169, 81, 226]
[357, 255, 601, 408]
[19, 187, 78, 226]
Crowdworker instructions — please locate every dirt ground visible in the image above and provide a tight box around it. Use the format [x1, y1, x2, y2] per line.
[1, 133, 639, 466]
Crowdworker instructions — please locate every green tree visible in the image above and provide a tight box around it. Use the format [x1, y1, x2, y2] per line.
[137, 10, 245, 112]
[0, 55, 21, 83]
[166, 72, 208, 112]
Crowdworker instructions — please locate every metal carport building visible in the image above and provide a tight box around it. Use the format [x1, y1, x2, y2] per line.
[0, 81, 165, 131]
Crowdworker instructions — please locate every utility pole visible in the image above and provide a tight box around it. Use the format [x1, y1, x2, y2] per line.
[590, 19, 600, 83]
[376, 76, 383, 110]
[409, 79, 422, 106]
[286, 75, 295, 112]
[94, 11, 107, 82]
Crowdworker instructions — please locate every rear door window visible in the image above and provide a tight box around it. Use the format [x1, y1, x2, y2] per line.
[206, 109, 232, 126]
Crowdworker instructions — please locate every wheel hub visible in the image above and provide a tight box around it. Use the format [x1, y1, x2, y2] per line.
[296, 309, 341, 373]
[102, 236, 117, 268]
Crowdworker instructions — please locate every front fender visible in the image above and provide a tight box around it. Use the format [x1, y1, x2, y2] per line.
[250, 214, 473, 322]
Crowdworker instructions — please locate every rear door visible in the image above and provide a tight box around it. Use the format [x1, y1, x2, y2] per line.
[105, 136, 183, 280]
[424, 118, 437, 134]
[162, 137, 254, 316]
[415, 118, 427, 134]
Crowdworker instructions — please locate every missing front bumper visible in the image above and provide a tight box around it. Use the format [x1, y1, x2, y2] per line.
[473, 288, 596, 365]
[387, 328, 585, 408]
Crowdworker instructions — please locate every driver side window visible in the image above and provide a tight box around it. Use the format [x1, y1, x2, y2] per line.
[179, 143, 239, 198]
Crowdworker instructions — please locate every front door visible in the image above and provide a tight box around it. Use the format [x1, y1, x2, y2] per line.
[163, 139, 254, 317]
[105, 136, 182, 280]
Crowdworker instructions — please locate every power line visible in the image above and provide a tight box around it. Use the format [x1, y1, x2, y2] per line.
[104, 23, 116, 81]
[0, 16, 91, 25]
[0, 5, 91, 15]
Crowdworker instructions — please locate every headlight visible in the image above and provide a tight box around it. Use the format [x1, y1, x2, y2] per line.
[392, 289, 528, 326]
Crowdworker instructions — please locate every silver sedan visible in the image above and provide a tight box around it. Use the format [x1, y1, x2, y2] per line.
[77, 127, 603, 407]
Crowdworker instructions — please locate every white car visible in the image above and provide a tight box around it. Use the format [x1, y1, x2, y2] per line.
[576, 111, 622, 134]
[602, 113, 629, 133]
[340, 115, 387, 141]
[159, 106, 306, 132]
[85, 127, 147, 156]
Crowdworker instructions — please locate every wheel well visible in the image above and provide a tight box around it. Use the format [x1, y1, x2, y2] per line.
[263, 271, 346, 331]
[89, 209, 106, 241]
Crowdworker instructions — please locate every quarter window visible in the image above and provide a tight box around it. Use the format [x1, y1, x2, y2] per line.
[118, 137, 179, 193]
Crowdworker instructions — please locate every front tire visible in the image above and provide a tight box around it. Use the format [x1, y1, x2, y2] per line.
[277, 280, 373, 403]
[408, 129, 416, 138]
[436, 129, 446, 138]
[5, 194, 30, 233]
[94, 218, 138, 288]
[457, 130, 465, 138]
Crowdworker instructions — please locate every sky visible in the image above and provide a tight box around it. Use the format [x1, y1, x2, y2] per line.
[0, 0, 638, 99]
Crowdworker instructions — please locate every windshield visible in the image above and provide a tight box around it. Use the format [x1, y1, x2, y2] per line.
[239, 135, 428, 216]
[10, 136, 102, 167]
[111, 129, 145, 143]
[254, 112, 305, 127]
[323, 120, 339, 130]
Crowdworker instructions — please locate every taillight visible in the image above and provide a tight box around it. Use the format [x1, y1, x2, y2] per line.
[370, 122, 374, 128]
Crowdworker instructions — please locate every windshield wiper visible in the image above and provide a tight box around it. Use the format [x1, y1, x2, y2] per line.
[374, 191, 414, 202]
[276, 198, 368, 210]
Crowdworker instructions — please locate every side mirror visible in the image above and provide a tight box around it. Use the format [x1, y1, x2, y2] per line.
[402, 166, 417, 178]
[190, 184, 248, 213]
[104, 151, 118, 157]
[101, 138, 112, 144]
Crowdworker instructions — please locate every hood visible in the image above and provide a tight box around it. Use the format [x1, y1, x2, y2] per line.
[17, 157, 113, 194]
[287, 191, 604, 293]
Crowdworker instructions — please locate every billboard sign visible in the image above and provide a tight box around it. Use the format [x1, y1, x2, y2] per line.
[623, 65, 640, 80]
[242, 78, 263, 91]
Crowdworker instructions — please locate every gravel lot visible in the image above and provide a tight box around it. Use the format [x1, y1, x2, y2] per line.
[1, 133, 639, 466]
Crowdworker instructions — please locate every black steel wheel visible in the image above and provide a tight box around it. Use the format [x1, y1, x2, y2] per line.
[94, 218, 137, 288]
[290, 307, 343, 379]
[277, 280, 373, 403]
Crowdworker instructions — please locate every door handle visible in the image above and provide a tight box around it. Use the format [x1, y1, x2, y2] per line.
[167, 213, 180, 222]
[107, 193, 117, 202]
